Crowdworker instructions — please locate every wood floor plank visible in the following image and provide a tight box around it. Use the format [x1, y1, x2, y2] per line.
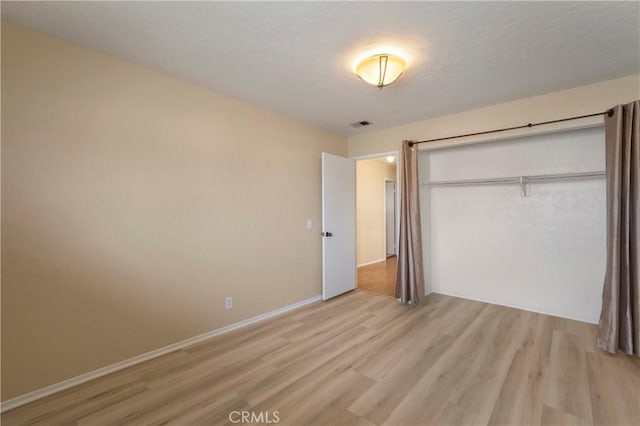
[3, 290, 637, 426]
[586, 351, 640, 426]
[118, 383, 238, 426]
[348, 334, 456, 425]
[273, 370, 375, 426]
[551, 317, 599, 353]
[291, 290, 374, 323]
[250, 336, 378, 420]
[351, 303, 441, 381]
[349, 295, 488, 425]
[544, 330, 594, 422]
[541, 404, 592, 426]
[242, 326, 377, 407]
[143, 336, 289, 389]
[383, 304, 502, 425]
[488, 313, 554, 426]
[360, 300, 411, 331]
[443, 308, 529, 425]
[0, 373, 145, 426]
[75, 369, 236, 425]
[175, 397, 252, 426]
[267, 311, 375, 365]
[428, 401, 469, 426]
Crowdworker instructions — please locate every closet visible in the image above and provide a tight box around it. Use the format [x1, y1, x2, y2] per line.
[419, 126, 605, 323]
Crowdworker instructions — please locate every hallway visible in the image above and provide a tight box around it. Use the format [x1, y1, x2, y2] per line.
[357, 256, 397, 297]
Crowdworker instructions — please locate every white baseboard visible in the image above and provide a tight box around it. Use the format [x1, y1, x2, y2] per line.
[431, 290, 598, 324]
[0, 294, 322, 413]
[357, 258, 387, 268]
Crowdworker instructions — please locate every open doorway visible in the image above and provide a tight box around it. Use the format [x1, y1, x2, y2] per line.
[355, 154, 399, 297]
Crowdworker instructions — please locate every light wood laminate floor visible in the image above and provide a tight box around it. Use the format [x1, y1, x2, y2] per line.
[357, 256, 397, 297]
[3, 291, 639, 426]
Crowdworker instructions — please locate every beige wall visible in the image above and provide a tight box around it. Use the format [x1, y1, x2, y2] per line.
[348, 74, 640, 156]
[0, 23, 347, 400]
[356, 159, 396, 266]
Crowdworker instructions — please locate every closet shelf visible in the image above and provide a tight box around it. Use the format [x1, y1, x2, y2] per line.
[423, 170, 605, 196]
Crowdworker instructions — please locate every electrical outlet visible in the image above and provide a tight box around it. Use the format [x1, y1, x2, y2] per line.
[306, 219, 313, 230]
[225, 296, 233, 309]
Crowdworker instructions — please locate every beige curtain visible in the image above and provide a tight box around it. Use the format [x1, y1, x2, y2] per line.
[395, 140, 425, 304]
[597, 100, 640, 356]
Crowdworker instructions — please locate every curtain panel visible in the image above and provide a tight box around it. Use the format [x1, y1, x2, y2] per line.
[395, 140, 425, 304]
[597, 100, 640, 356]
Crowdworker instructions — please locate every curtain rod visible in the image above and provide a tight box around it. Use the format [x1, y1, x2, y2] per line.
[408, 108, 614, 147]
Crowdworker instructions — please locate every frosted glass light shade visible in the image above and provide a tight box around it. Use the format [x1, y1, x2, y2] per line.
[355, 54, 407, 88]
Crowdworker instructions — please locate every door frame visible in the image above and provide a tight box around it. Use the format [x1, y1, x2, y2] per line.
[352, 151, 401, 272]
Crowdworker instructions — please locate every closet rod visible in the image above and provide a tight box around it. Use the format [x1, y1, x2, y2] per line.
[423, 170, 605, 187]
[408, 109, 614, 147]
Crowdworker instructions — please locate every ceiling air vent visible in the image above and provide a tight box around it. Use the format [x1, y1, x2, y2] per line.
[350, 120, 372, 128]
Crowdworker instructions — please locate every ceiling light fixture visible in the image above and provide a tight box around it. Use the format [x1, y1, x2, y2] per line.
[386, 156, 395, 163]
[355, 53, 407, 89]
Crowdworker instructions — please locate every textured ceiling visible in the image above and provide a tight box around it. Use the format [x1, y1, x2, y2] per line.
[2, 1, 639, 136]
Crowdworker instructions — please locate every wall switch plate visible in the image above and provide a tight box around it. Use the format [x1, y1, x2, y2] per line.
[306, 219, 313, 230]
[225, 296, 233, 309]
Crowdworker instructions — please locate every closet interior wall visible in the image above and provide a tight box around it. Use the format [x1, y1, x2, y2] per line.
[419, 126, 606, 323]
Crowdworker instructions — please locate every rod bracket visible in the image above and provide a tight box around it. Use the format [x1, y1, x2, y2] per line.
[519, 176, 527, 197]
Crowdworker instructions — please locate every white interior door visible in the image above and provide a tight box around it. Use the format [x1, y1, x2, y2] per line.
[322, 152, 356, 300]
[385, 181, 396, 255]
